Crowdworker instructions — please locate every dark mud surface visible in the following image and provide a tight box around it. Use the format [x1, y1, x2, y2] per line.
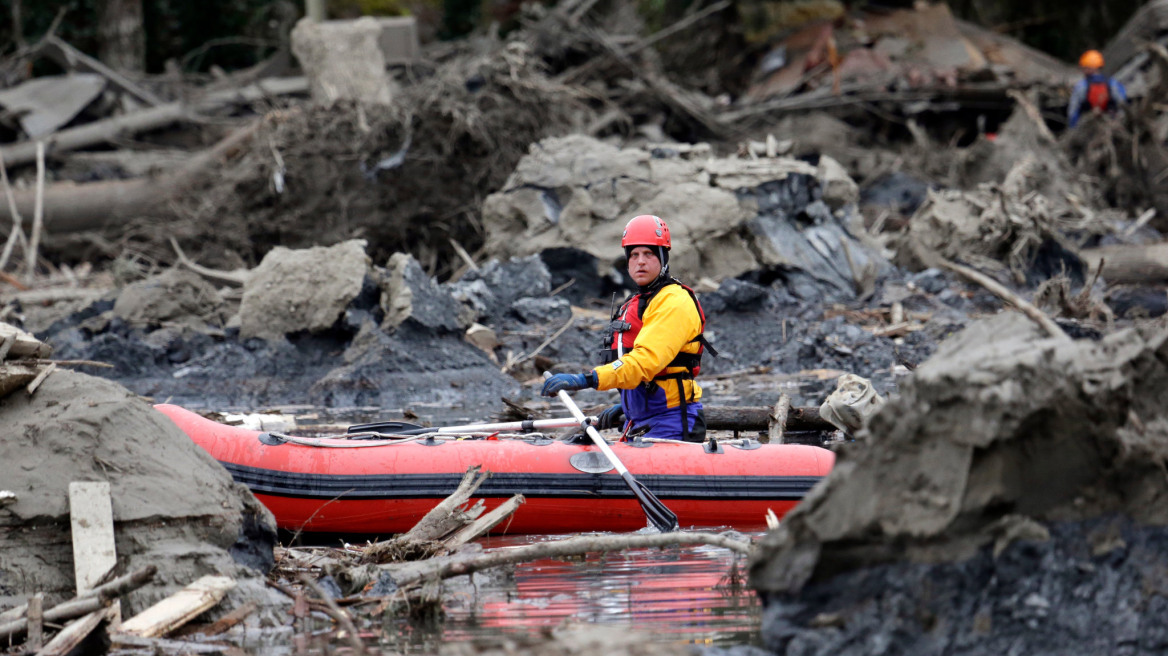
[758, 517, 1168, 656]
[23, 262, 988, 423]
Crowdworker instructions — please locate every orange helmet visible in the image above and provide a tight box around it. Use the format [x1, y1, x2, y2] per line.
[1080, 50, 1104, 69]
[621, 215, 671, 249]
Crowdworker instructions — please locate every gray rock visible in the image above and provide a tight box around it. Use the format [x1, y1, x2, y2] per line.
[511, 296, 571, 324]
[454, 256, 553, 322]
[380, 252, 463, 333]
[113, 268, 227, 329]
[239, 240, 370, 341]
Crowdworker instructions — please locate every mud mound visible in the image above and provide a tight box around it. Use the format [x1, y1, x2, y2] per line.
[0, 370, 277, 612]
[751, 313, 1168, 596]
[112, 268, 228, 328]
[164, 42, 589, 277]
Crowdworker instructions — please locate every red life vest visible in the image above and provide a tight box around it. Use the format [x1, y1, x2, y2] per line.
[1087, 80, 1112, 112]
[601, 279, 715, 379]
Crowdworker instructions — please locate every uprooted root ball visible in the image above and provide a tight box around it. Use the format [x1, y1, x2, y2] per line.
[157, 42, 591, 275]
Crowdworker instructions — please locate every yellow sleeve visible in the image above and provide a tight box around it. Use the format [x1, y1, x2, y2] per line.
[593, 285, 702, 391]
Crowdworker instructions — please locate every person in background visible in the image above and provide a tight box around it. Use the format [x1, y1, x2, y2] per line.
[540, 214, 715, 442]
[1068, 49, 1128, 128]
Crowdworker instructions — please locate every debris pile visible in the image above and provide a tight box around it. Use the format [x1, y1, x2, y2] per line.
[482, 134, 884, 302]
[748, 312, 1168, 654]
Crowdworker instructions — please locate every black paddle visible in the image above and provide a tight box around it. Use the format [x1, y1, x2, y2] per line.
[544, 372, 679, 532]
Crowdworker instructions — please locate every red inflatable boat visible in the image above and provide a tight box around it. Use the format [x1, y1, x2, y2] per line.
[158, 404, 834, 535]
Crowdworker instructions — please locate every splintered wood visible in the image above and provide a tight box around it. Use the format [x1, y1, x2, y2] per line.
[118, 575, 237, 638]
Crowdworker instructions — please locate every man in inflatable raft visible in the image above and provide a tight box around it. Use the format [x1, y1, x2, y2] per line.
[541, 214, 716, 442]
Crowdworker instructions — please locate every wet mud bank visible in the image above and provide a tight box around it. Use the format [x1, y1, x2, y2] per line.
[748, 313, 1168, 654]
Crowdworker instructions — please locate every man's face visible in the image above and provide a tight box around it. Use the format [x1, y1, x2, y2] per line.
[627, 246, 662, 287]
[1081, 65, 1100, 76]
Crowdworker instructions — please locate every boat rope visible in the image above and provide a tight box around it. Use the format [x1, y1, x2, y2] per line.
[265, 431, 553, 448]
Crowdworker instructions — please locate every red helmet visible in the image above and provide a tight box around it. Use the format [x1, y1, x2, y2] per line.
[621, 215, 671, 249]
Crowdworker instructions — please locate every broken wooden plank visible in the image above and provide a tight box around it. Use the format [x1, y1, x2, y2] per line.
[69, 481, 118, 595]
[117, 575, 236, 638]
[26, 362, 55, 395]
[25, 594, 43, 652]
[0, 322, 52, 359]
[0, 74, 107, 138]
[182, 601, 256, 637]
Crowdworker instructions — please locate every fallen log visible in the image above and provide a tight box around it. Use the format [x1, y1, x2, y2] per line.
[2, 102, 189, 168]
[704, 405, 831, 433]
[0, 118, 262, 233]
[1081, 243, 1168, 284]
[0, 76, 305, 169]
[342, 531, 750, 594]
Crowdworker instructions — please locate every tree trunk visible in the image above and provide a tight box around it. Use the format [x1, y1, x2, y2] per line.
[97, 0, 145, 74]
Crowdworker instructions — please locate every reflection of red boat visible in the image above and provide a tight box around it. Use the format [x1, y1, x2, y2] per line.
[458, 547, 759, 641]
[157, 404, 834, 535]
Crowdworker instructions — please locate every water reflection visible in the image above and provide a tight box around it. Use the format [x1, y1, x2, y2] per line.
[381, 532, 762, 653]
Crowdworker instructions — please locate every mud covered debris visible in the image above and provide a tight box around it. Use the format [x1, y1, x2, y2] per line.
[748, 312, 1168, 654]
[482, 134, 887, 301]
[0, 370, 279, 613]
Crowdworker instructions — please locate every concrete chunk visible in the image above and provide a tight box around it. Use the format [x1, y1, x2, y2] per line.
[291, 17, 405, 105]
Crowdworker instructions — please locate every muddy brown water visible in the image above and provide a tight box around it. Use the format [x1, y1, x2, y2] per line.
[364, 533, 760, 653]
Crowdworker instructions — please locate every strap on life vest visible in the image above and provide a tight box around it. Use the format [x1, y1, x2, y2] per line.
[598, 279, 717, 442]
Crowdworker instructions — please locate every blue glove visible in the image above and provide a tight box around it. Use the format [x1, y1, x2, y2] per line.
[596, 403, 625, 430]
[541, 371, 598, 396]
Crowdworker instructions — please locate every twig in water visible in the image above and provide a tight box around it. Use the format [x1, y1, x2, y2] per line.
[348, 531, 752, 591]
[298, 574, 366, 655]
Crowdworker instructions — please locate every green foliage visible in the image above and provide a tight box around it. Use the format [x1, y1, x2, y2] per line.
[947, 0, 1144, 62]
[0, 0, 295, 73]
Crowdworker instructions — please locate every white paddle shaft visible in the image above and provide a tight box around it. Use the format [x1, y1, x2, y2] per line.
[556, 388, 630, 477]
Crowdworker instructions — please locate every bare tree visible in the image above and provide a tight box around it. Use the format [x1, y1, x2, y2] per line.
[96, 0, 145, 73]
